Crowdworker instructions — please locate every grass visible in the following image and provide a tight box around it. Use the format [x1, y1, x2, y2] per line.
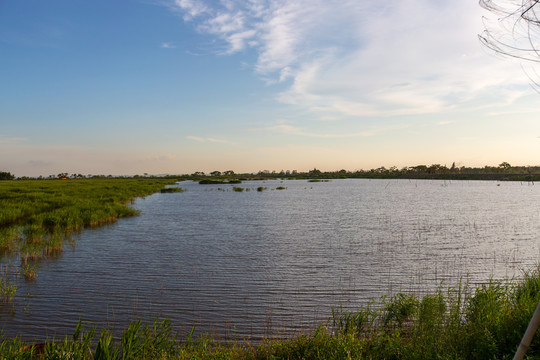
[4, 268, 540, 359]
[0, 264, 16, 302]
[21, 264, 38, 280]
[0, 178, 177, 282]
[199, 179, 242, 185]
[160, 187, 185, 193]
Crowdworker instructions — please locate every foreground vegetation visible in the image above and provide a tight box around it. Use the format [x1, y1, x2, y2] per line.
[0, 178, 178, 286]
[3, 268, 540, 359]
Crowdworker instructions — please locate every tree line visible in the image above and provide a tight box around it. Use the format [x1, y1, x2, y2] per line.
[2, 162, 539, 181]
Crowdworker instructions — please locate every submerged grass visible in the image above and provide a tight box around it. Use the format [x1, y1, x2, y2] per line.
[5, 268, 540, 359]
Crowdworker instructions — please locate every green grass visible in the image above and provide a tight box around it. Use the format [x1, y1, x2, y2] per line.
[4, 268, 540, 359]
[0, 264, 16, 303]
[0, 178, 177, 283]
[199, 179, 242, 185]
[160, 187, 185, 193]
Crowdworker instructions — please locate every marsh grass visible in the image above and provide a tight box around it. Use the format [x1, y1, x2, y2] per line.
[0, 227, 19, 253]
[5, 269, 540, 359]
[160, 187, 185, 193]
[0, 179, 176, 279]
[0, 264, 16, 303]
[21, 264, 38, 281]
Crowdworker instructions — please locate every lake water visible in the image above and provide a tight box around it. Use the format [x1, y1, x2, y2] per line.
[1, 179, 540, 341]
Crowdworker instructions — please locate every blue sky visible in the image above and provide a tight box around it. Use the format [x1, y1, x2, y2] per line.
[1, 0, 539, 176]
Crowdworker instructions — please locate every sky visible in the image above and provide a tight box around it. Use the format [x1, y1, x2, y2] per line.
[1, 0, 540, 177]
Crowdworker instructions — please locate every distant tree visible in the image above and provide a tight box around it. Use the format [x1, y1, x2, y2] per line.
[0, 171, 15, 180]
[499, 161, 512, 172]
[410, 165, 428, 173]
[223, 170, 235, 176]
[210, 171, 222, 176]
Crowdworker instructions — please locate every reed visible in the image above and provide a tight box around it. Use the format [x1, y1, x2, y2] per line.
[22, 264, 38, 280]
[0, 227, 18, 253]
[0, 264, 16, 303]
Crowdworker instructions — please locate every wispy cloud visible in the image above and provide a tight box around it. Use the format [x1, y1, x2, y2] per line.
[27, 160, 53, 167]
[146, 154, 177, 161]
[169, 0, 532, 118]
[263, 124, 373, 138]
[161, 42, 176, 48]
[0, 136, 28, 144]
[437, 121, 455, 126]
[186, 135, 236, 145]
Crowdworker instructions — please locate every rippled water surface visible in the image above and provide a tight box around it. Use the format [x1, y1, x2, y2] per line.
[2, 179, 540, 340]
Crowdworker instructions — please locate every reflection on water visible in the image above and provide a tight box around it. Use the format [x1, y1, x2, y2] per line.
[1, 179, 540, 340]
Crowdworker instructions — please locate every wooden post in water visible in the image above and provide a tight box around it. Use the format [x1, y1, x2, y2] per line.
[514, 300, 540, 360]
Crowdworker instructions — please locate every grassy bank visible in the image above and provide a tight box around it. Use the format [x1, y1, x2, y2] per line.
[0, 178, 178, 285]
[4, 267, 540, 359]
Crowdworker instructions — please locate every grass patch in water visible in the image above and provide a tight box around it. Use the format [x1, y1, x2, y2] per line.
[199, 179, 242, 185]
[21, 264, 38, 281]
[0, 264, 16, 303]
[160, 187, 185, 193]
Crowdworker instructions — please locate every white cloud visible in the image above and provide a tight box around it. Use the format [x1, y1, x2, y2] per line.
[170, 0, 538, 118]
[186, 135, 205, 142]
[161, 42, 176, 48]
[186, 135, 236, 145]
[263, 124, 372, 138]
[174, 0, 209, 20]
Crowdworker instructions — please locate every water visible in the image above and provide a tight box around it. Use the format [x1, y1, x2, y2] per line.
[1, 179, 540, 341]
